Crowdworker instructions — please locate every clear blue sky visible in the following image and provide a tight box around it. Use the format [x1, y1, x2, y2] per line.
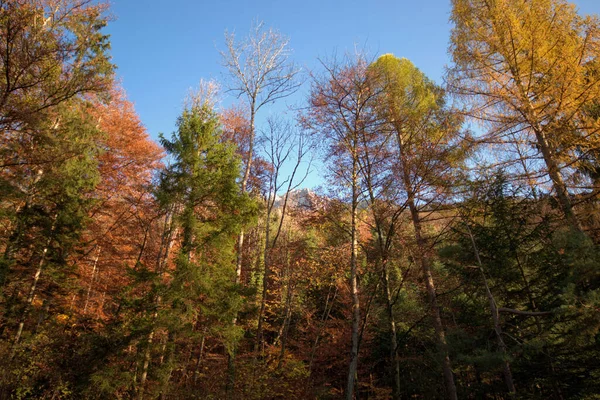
[105, 0, 599, 188]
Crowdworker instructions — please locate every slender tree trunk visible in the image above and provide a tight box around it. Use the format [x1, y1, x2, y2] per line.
[358, 125, 402, 399]
[193, 328, 208, 384]
[228, 106, 256, 398]
[138, 210, 175, 400]
[2, 169, 44, 287]
[12, 217, 56, 350]
[382, 262, 401, 400]
[346, 157, 361, 400]
[138, 317, 156, 400]
[83, 246, 100, 314]
[235, 106, 255, 284]
[13, 245, 48, 348]
[158, 332, 175, 399]
[397, 129, 457, 400]
[466, 226, 516, 394]
[407, 198, 457, 400]
[256, 201, 272, 354]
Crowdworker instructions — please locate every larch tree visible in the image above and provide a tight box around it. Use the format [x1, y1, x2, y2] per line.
[369, 54, 467, 400]
[447, 0, 600, 231]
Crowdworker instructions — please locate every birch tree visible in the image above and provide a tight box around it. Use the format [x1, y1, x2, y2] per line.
[221, 21, 301, 282]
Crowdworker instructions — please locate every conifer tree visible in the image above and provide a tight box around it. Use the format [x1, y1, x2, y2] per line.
[447, 0, 600, 231]
[369, 54, 467, 400]
[134, 99, 256, 399]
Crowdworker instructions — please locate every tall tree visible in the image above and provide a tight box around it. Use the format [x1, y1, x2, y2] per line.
[221, 21, 302, 282]
[304, 53, 380, 400]
[369, 54, 466, 400]
[141, 97, 255, 398]
[447, 0, 600, 231]
[2, 98, 103, 347]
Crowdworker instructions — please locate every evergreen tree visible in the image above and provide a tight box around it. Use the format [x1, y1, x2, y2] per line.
[133, 101, 256, 399]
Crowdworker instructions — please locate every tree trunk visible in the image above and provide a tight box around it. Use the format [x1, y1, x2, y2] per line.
[138, 210, 175, 400]
[193, 328, 207, 384]
[466, 225, 516, 394]
[228, 105, 256, 398]
[12, 217, 56, 350]
[235, 106, 255, 284]
[513, 82, 581, 232]
[158, 332, 175, 400]
[382, 262, 401, 400]
[397, 129, 457, 400]
[256, 198, 272, 355]
[138, 323, 156, 400]
[346, 157, 361, 400]
[533, 127, 581, 231]
[83, 246, 101, 314]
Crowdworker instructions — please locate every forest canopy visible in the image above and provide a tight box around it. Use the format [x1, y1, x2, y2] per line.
[0, 1, 599, 399]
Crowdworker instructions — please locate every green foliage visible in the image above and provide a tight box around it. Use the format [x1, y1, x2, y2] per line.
[438, 173, 600, 398]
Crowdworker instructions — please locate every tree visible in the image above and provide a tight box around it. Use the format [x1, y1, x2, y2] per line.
[0, 0, 113, 133]
[221, 20, 302, 281]
[369, 54, 467, 400]
[355, 115, 406, 399]
[441, 172, 600, 398]
[255, 116, 310, 354]
[447, 0, 600, 231]
[139, 97, 255, 399]
[0, 0, 114, 311]
[303, 53, 380, 400]
[1, 98, 103, 350]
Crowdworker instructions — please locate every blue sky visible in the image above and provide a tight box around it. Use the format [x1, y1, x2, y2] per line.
[105, 0, 600, 188]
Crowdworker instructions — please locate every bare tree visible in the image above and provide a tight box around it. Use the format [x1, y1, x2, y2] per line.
[221, 21, 302, 282]
[221, 20, 302, 196]
[221, 21, 301, 396]
[255, 116, 312, 354]
[184, 79, 220, 111]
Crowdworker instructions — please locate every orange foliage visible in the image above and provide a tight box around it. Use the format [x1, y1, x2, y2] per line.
[75, 86, 164, 320]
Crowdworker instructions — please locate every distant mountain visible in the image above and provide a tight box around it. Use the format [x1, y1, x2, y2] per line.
[273, 188, 316, 209]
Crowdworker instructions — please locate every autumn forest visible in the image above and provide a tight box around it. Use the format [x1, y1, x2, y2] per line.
[1, 0, 600, 399]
